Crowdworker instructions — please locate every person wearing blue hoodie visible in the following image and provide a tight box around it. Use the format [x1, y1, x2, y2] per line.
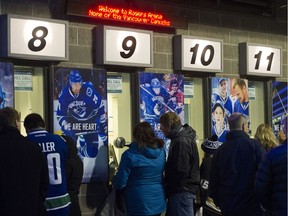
[113, 122, 166, 216]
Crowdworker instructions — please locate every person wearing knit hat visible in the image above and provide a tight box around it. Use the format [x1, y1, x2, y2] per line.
[199, 135, 222, 216]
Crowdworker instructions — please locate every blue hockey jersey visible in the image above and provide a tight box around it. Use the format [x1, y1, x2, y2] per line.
[27, 129, 70, 216]
[57, 82, 106, 136]
[233, 100, 249, 116]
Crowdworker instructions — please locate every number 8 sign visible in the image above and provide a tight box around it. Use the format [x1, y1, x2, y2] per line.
[0, 14, 69, 61]
[96, 25, 153, 67]
[173, 35, 223, 72]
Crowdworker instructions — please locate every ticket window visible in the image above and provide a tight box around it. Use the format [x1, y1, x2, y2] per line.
[184, 77, 205, 161]
[107, 72, 132, 164]
[14, 66, 45, 136]
[248, 81, 265, 137]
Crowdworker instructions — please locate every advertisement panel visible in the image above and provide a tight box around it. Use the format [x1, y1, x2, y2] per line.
[211, 78, 250, 142]
[139, 72, 184, 154]
[272, 81, 288, 140]
[0, 62, 14, 108]
[53, 67, 108, 183]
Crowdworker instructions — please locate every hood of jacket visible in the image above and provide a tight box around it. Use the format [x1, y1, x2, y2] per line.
[167, 123, 196, 141]
[129, 142, 162, 159]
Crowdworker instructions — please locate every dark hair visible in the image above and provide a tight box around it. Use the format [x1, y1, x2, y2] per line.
[212, 103, 225, 115]
[24, 113, 45, 131]
[0, 107, 20, 129]
[133, 122, 164, 149]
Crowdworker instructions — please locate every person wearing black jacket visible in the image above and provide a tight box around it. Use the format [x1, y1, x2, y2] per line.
[62, 135, 84, 216]
[209, 112, 265, 216]
[199, 135, 222, 216]
[255, 116, 287, 216]
[159, 112, 200, 216]
[0, 107, 48, 216]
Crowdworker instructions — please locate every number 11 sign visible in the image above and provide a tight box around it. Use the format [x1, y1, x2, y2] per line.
[173, 35, 223, 72]
[239, 43, 282, 77]
[96, 25, 153, 67]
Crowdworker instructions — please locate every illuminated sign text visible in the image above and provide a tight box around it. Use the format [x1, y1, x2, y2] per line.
[88, 5, 171, 27]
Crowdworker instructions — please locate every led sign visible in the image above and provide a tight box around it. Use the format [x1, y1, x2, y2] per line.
[66, 0, 188, 29]
[89, 5, 171, 27]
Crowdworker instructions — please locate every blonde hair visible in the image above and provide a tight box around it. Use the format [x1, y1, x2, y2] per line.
[254, 123, 278, 151]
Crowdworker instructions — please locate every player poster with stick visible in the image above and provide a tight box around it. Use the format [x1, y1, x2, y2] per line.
[139, 72, 184, 154]
[272, 81, 288, 139]
[53, 67, 108, 183]
[0, 62, 14, 109]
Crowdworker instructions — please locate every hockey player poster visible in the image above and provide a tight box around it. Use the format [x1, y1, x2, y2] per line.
[53, 67, 108, 183]
[272, 81, 288, 139]
[0, 62, 14, 108]
[139, 72, 184, 142]
[211, 77, 250, 142]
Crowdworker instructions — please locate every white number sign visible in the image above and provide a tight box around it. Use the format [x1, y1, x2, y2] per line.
[239, 43, 282, 77]
[0, 14, 68, 61]
[174, 35, 223, 72]
[96, 25, 153, 67]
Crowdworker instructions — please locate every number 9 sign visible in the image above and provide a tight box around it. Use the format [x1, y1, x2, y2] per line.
[96, 25, 153, 67]
[173, 35, 223, 72]
[0, 14, 69, 61]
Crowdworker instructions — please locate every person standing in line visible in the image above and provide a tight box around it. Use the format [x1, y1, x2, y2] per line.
[24, 113, 71, 216]
[159, 112, 200, 216]
[254, 123, 278, 152]
[277, 129, 286, 145]
[255, 116, 287, 216]
[61, 135, 83, 216]
[0, 107, 49, 216]
[199, 135, 222, 216]
[113, 122, 166, 216]
[209, 112, 265, 216]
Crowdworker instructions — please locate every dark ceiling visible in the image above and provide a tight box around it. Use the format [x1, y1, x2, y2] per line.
[160, 0, 287, 22]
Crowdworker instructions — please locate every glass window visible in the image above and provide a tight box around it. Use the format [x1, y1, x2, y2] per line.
[14, 66, 45, 136]
[107, 72, 132, 164]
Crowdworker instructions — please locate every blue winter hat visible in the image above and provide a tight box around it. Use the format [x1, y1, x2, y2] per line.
[201, 135, 222, 154]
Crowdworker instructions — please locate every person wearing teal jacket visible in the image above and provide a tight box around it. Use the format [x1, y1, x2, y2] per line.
[113, 122, 166, 216]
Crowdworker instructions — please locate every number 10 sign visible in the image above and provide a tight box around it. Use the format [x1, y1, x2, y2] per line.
[96, 25, 153, 67]
[173, 35, 223, 72]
